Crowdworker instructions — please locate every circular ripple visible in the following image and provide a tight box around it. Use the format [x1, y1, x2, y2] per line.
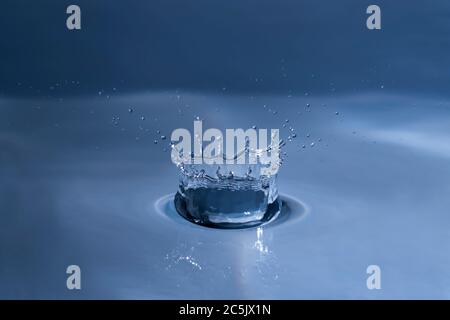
[154, 193, 308, 230]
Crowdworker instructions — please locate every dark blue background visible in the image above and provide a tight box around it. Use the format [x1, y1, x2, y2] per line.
[1, 0, 449, 96]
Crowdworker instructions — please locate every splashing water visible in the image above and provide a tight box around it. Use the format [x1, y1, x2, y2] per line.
[172, 134, 284, 228]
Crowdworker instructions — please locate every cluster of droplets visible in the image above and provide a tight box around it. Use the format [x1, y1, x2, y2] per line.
[14, 79, 84, 98]
[258, 99, 343, 156]
[111, 91, 344, 165]
[179, 165, 255, 181]
[111, 105, 172, 151]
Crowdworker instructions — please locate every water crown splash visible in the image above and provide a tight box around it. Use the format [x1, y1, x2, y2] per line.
[171, 120, 283, 229]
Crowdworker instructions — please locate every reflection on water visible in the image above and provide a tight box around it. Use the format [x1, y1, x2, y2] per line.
[155, 192, 305, 297]
[165, 241, 203, 272]
[160, 226, 281, 298]
[254, 227, 269, 254]
[2, 93, 450, 298]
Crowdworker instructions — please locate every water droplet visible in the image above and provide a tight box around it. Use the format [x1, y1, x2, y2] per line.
[161, 135, 166, 140]
[310, 142, 315, 147]
[128, 107, 133, 113]
[111, 116, 120, 126]
[154, 140, 158, 144]
[335, 112, 339, 116]
[140, 116, 145, 121]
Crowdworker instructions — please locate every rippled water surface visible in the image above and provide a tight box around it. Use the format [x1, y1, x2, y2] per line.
[1, 92, 450, 298]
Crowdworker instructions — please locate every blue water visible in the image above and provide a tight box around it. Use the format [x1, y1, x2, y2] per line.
[2, 0, 450, 300]
[1, 92, 450, 299]
[182, 186, 268, 223]
[177, 166, 278, 226]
